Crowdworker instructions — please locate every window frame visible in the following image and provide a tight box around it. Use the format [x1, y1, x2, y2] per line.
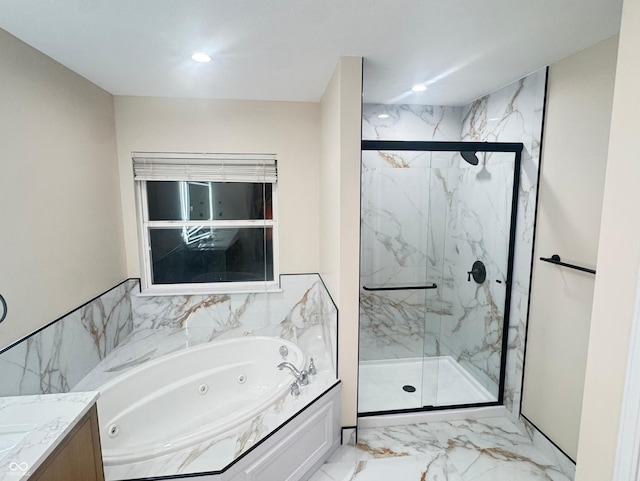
[133, 158, 280, 296]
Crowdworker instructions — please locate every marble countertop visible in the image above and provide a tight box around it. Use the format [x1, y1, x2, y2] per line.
[0, 392, 99, 481]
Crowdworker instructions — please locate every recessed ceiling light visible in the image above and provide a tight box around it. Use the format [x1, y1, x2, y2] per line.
[411, 83, 427, 92]
[191, 52, 212, 63]
[377, 114, 390, 119]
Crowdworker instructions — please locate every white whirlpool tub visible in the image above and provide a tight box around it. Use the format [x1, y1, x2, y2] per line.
[97, 336, 306, 466]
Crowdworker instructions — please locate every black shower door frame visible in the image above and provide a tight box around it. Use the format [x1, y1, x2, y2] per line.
[359, 140, 524, 415]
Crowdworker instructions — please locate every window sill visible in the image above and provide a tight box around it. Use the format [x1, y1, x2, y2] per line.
[136, 282, 282, 297]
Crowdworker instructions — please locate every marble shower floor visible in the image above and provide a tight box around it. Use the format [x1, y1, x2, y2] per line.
[358, 357, 495, 413]
[310, 417, 572, 481]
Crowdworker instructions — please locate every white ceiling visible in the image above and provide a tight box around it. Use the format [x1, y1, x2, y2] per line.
[0, 0, 623, 106]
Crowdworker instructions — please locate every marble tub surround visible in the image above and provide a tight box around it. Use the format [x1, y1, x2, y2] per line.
[101, 381, 340, 480]
[359, 69, 547, 415]
[73, 274, 336, 390]
[0, 391, 99, 481]
[310, 416, 571, 481]
[128, 273, 337, 375]
[75, 328, 338, 479]
[71, 273, 338, 479]
[0, 280, 137, 397]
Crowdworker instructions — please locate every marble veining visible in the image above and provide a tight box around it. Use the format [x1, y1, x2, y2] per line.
[94, 369, 338, 479]
[0, 273, 337, 479]
[125, 275, 337, 376]
[0, 392, 99, 481]
[362, 104, 463, 141]
[72, 274, 338, 479]
[359, 145, 513, 399]
[0, 280, 136, 397]
[359, 68, 547, 415]
[310, 416, 572, 481]
[518, 415, 576, 479]
[460, 70, 547, 416]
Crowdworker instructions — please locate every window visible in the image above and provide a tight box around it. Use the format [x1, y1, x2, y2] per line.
[133, 152, 278, 294]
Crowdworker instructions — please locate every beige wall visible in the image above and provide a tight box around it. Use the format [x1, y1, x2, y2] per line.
[320, 64, 342, 303]
[0, 29, 126, 348]
[319, 57, 362, 426]
[113, 97, 321, 277]
[522, 36, 618, 460]
[575, 1, 640, 478]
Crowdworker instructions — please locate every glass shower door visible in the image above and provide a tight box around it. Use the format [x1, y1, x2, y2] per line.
[358, 149, 440, 413]
[420, 150, 455, 408]
[429, 149, 517, 407]
[358, 142, 521, 414]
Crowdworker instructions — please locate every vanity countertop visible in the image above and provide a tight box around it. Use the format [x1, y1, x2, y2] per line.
[0, 391, 99, 481]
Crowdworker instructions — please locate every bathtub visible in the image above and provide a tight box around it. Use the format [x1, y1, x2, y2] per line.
[96, 336, 306, 466]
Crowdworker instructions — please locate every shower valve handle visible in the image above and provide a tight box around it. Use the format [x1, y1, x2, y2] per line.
[467, 261, 487, 284]
[467, 269, 481, 282]
[467, 268, 480, 281]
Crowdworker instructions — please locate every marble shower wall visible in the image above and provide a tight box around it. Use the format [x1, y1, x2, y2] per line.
[359, 149, 457, 361]
[360, 104, 462, 365]
[360, 69, 547, 411]
[0, 279, 137, 396]
[441, 153, 515, 397]
[362, 104, 462, 141]
[460, 70, 547, 415]
[358, 147, 514, 398]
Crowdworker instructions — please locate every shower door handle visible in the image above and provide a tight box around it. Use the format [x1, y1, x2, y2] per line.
[362, 283, 437, 291]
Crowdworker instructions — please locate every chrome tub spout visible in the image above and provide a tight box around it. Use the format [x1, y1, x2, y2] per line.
[277, 361, 309, 386]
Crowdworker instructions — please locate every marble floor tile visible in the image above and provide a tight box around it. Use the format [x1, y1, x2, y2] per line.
[447, 445, 571, 481]
[311, 417, 573, 481]
[428, 417, 534, 449]
[312, 454, 463, 481]
[353, 454, 463, 481]
[357, 423, 444, 458]
[325, 445, 375, 464]
[309, 461, 357, 481]
[308, 470, 335, 481]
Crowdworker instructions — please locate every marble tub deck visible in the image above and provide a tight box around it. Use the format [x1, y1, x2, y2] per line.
[310, 417, 572, 481]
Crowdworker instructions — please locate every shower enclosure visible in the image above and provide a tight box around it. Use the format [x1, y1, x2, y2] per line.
[358, 140, 522, 414]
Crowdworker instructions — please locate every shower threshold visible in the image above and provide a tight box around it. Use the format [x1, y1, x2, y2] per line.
[358, 356, 496, 414]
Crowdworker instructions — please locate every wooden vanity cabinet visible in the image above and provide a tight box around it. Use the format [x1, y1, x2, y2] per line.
[30, 404, 105, 481]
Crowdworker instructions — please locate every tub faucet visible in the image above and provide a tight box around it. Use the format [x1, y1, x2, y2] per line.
[277, 362, 309, 386]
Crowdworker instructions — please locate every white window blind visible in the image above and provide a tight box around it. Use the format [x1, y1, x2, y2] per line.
[132, 152, 277, 183]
